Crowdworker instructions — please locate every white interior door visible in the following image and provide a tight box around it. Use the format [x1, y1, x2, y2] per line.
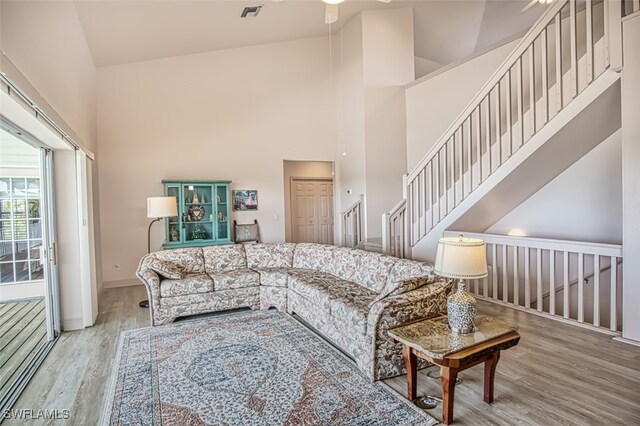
[316, 180, 334, 245]
[291, 179, 334, 244]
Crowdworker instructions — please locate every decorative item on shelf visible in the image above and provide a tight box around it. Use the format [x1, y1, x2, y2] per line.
[218, 212, 223, 221]
[434, 235, 488, 334]
[192, 191, 200, 204]
[191, 224, 208, 240]
[188, 204, 205, 222]
[217, 194, 221, 203]
[169, 226, 180, 242]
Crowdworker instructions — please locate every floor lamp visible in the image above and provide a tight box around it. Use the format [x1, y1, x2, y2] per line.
[139, 196, 178, 308]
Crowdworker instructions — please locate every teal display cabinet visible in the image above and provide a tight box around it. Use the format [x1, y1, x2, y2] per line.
[162, 180, 232, 248]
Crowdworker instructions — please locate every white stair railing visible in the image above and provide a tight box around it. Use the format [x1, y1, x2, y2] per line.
[445, 231, 623, 334]
[382, 0, 623, 253]
[341, 195, 364, 248]
[382, 199, 408, 258]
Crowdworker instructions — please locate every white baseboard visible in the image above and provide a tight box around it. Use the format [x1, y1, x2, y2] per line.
[62, 317, 84, 331]
[103, 278, 141, 289]
[613, 336, 640, 347]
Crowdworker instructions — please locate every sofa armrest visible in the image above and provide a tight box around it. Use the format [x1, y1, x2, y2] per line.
[136, 255, 161, 310]
[364, 278, 454, 380]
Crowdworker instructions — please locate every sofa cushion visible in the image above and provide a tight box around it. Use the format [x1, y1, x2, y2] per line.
[286, 268, 333, 281]
[203, 245, 247, 274]
[369, 259, 436, 307]
[147, 258, 184, 280]
[331, 248, 398, 293]
[254, 267, 290, 287]
[245, 243, 296, 268]
[159, 286, 259, 308]
[292, 243, 339, 273]
[288, 270, 343, 311]
[159, 273, 213, 297]
[330, 282, 377, 336]
[153, 248, 205, 274]
[210, 268, 260, 291]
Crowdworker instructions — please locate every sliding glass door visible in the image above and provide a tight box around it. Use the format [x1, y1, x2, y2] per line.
[0, 123, 60, 412]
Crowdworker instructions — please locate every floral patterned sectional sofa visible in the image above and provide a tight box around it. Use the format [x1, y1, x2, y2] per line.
[137, 243, 454, 381]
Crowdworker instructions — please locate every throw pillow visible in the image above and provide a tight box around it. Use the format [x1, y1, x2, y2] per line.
[148, 258, 184, 280]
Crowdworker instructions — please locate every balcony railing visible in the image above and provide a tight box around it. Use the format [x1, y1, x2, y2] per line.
[445, 231, 623, 334]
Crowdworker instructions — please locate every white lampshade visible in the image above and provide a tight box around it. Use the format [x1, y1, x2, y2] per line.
[434, 236, 488, 279]
[147, 196, 177, 219]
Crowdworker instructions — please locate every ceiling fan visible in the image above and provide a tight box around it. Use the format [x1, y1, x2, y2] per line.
[322, 0, 392, 24]
[521, 0, 554, 13]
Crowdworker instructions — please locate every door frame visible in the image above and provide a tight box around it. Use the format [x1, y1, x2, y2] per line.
[289, 177, 334, 244]
[0, 118, 61, 413]
[41, 148, 61, 338]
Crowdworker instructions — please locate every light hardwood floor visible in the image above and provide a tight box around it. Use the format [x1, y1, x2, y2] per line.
[6, 285, 640, 425]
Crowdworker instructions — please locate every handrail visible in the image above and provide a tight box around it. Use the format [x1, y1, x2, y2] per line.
[341, 195, 364, 248]
[537, 258, 623, 301]
[402, 0, 622, 248]
[342, 197, 362, 216]
[387, 199, 407, 218]
[382, 199, 408, 258]
[408, 0, 569, 182]
[445, 231, 623, 257]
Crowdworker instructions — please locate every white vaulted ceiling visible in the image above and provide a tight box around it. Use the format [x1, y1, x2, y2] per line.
[73, 0, 543, 68]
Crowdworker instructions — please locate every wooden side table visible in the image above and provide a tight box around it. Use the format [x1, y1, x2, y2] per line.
[388, 315, 520, 425]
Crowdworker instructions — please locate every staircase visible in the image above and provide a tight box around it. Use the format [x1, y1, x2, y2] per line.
[383, 0, 627, 260]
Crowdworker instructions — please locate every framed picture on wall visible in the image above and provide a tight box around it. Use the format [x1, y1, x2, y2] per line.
[233, 190, 258, 211]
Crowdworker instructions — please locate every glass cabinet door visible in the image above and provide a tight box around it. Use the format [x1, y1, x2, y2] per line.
[166, 185, 181, 244]
[183, 184, 214, 243]
[215, 185, 229, 240]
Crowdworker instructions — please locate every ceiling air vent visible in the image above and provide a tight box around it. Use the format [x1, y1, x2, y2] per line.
[241, 5, 263, 18]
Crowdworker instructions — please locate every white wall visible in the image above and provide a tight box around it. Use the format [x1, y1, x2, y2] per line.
[486, 130, 622, 244]
[97, 37, 336, 284]
[1, 1, 102, 327]
[414, 56, 443, 79]
[362, 8, 414, 239]
[405, 38, 519, 171]
[0, 0, 97, 152]
[621, 13, 640, 343]
[283, 160, 334, 242]
[333, 9, 414, 240]
[333, 15, 366, 219]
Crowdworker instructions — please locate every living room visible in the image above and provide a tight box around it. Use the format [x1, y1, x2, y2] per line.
[0, 0, 639, 425]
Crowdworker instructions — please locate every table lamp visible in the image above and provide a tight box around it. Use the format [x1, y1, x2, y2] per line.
[435, 235, 488, 334]
[140, 196, 178, 308]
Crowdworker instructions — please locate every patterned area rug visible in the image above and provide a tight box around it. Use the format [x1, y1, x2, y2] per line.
[102, 310, 437, 425]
